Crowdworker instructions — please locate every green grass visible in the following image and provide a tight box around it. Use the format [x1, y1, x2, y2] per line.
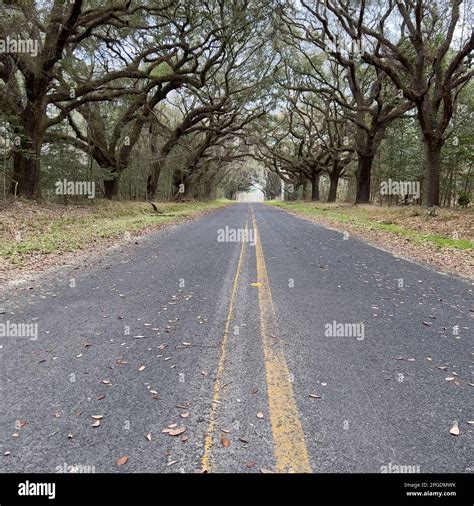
[267, 201, 473, 250]
[1, 200, 231, 265]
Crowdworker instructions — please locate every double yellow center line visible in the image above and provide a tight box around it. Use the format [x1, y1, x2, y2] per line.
[201, 207, 312, 473]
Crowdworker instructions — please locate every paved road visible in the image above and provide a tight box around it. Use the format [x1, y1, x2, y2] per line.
[0, 203, 472, 473]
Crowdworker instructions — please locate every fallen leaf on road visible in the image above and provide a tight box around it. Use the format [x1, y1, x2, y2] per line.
[116, 456, 129, 466]
[180, 412, 190, 418]
[422, 321, 432, 326]
[182, 342, 192, 346]
[221, 437, 231, 448]
[91, 415, 103, 420]
[145, 433, 152, 442]
[102, 380, 111, 385]
[449, 423, 460, 436]
[256, 412, 264, 419]
[245, 461, 256, 468]
[12, 432, 19, 438]
[18, 420, 26, 428]
[91, 420, 101, 427]
[181, 435, 188, 443]
[168, 427, 186, 436]
[309, 394, 321, 398]
[260, 468, 274, 473]
[445, 377, 455, 381]
[138, 365, 146, 372]
[239, 437, 248, 444]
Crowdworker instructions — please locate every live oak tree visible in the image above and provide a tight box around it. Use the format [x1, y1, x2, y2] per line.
[0, 0, 173, 197]
[313, 0, 473, 206]
[277, 1, 414, 203]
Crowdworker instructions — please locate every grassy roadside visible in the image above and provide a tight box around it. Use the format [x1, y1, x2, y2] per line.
[0, 199, 231, 268]
[267, 201, 473, 250]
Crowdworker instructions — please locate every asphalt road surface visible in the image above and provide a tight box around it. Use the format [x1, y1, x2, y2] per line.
[1, 203, 472, 473]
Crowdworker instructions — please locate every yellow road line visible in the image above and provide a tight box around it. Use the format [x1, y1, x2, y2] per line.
[201, 220, 248, 472]
[251, 209, 312, 473]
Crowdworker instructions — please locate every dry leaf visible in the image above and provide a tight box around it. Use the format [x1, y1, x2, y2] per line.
[18, 420, 26, 428]
[168, 427, 186, 436]
[116, 456, 129, 466]
[180, 412, 190, 418]
[256, 412, 264, 419]
[91, 415, 103, 420]
[245, 461, 256, 468]
[449, 423, 460, 436]
[138, 365, 146, 372]
[309, 394, 321, 398]
[221, 437, 231, 448]
[145, 433, 152, 442]
[91, 420, 101, 427]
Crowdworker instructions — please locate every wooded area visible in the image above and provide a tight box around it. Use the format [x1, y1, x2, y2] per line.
[0, 0, 472, 207]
